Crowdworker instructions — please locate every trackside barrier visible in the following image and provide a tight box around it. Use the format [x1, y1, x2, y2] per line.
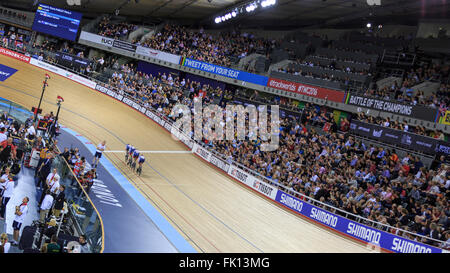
[5, 50, 445, 253]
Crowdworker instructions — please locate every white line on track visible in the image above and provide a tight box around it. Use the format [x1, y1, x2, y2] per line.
[104, 150, 192, 154]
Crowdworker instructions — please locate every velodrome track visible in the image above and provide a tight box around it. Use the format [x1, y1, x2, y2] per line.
[0, 54, 372, 253]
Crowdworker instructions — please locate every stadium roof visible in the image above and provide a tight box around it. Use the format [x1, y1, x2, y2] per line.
[3, 0, 450, 29]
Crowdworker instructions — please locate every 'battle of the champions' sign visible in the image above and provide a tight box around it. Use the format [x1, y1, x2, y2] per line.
[346, 94, 438, 122]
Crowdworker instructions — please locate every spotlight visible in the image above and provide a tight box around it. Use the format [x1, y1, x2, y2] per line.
[366, 23, 372, 28]
[261, 0, 276, 7]
[215, 17, 221, 23]
[231, 11, 237, 17]
[246, 4, 257, 12]
[378, 24, 383, 29]
[221, 16, 225, 21]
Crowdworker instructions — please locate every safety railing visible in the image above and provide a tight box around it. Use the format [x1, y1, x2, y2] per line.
[0, 97, 32, 124]
[2, 42, 447, 250]
[100, 82, 448, 249]
[1, 97, 104, 253]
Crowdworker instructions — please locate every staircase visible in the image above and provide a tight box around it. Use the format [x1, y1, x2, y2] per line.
[267, 59, 295, 73]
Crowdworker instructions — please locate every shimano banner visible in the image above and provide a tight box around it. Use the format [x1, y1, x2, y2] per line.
[181, 57, 269, 86]
[274, 191, 442, 253]
[346, 94, 438, 122]
[349, 120, 449, 156]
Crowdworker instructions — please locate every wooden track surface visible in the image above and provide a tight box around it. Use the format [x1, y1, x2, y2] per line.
[0, 55, 372, 253]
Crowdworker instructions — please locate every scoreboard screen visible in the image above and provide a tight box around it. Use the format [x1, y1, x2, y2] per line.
[32, 4, 82, 41]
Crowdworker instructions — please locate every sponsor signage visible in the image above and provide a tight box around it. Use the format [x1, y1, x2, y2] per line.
[0, 47, 30, 63]
[79, 31, 114, 47]
[55, 52, 91, 68]
[209, 155, 230, 173]
[349, 120, 449, 155]
[228, 166, 251, 185]
[274, 190, 442, 253]
[113, 39, 136, 52]
[251, 178, 277, 199]
[346, 94, 438, 122]
[193, 144, 211, 162]
[267, 77, 346, 103]
[0, 64, 17, 81]
[135, 46, 181, 64]
[95, 84, 124, 101]
[227, 166, 277, 199]
[29, 58, 96, 89]
[181, 57, 269, 86]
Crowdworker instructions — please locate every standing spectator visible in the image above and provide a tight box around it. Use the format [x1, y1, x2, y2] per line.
[39, 190, 54, 223]
[0, 128, 7, 143]
[79, 234, 89, 253]
[10, 196, 29, 246]
[36, 153, 53, 191]
[53, 185, 65, 218]
[43, 234, 60, 253]
[97, 56, 105, 72]
[39, 167, 59, 205]
[0, 174, 14, 220]
[0, 137, 17, 167]
[34, 144, 49, 178]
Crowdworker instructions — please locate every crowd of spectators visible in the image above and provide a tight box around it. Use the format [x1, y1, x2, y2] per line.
[133, 24, 276, 68]
[97, 63, 450, 248]
[2, 21, 449, 248]
[97, 16, 138, 40]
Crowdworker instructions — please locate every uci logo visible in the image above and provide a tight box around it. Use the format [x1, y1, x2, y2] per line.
[367, 0, 381, 5]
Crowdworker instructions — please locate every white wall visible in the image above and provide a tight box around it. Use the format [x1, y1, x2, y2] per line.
[417, 19, 450, 38]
